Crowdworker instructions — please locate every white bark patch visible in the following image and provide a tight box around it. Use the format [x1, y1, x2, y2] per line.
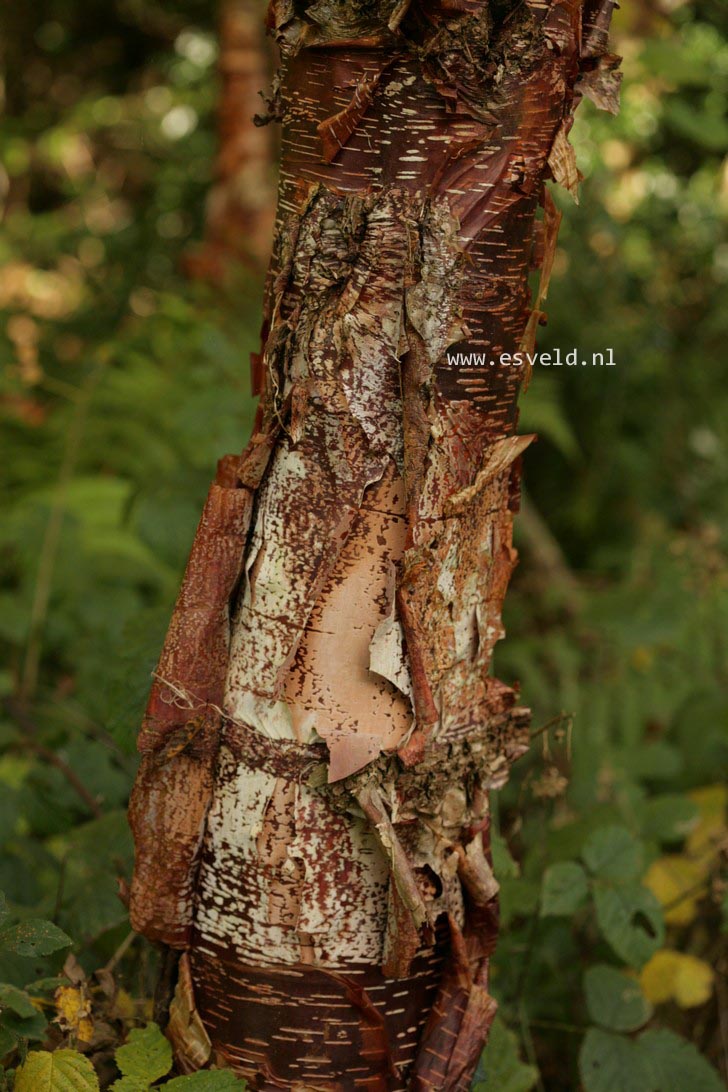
[369, 616, 414, 701]
[406, 199, 469, 363]
[229, 690, 301, 742]
[194, 746, 389, 969]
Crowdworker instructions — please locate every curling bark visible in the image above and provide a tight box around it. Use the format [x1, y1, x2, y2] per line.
[128, 1, 620, 1088]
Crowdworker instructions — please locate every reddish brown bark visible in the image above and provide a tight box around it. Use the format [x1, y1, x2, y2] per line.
[184, 0, 276, 279]
[129, 1, 619, 1088]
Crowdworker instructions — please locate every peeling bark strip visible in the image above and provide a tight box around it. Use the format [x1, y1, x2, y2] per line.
[129, 1, 618, 1088]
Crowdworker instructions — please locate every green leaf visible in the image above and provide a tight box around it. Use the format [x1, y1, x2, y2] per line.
[0, 921, 71, 958]
[61, 876, 129, 942]
[164, 1074, 247, 1089]
[582, 826, 643, 883]
[472, 1015, 538, 1091]
[113, 1024, 172, 1087]
[594, 884, 664, 968]
[63, 811, 133, 863]
[641, 794, 698, 843]
[541, 861, 589, 916]
[518, 388, 579, 460]
[0, 984, 37, 1019]
[1, 1007, 50, 1044]
[583, 1024, 728, 1092]
[62, 741, 129, 810]
[579, 1029, 652, 1092]
[14, 1048, 100, 1091]
[640, 796, 698, 844]
[584, 965, 652, 1032]
[0, 1026, 17, 1058]
[639, 1028, 725, 1091]
[625, 742, 682, 784]
[25, 978, 69, 994]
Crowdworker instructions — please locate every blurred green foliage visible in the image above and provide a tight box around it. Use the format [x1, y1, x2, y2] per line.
[0, 0, 726, 1088]
[487, 2, 728, 1087]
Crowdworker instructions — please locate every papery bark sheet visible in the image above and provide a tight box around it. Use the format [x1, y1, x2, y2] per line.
[129, 1, 619, 1088]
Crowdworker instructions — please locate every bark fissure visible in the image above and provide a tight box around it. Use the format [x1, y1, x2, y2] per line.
[129, 1, 619, 1087]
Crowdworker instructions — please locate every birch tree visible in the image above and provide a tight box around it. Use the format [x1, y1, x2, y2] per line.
[184, 0, 276, 278]
[128, 0, 620, 1086]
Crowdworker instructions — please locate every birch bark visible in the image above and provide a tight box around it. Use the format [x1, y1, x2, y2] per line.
[128, 1, 619, 1087]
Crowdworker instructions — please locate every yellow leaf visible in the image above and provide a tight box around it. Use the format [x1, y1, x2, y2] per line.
[54, 985, 94, 1044]
[644, 855, 708, 926]
[641, 950, 714, 1008]
[77, 1017, 94, 1043]
[111, 987, 136, 1023]
[686, 785, 727, 861]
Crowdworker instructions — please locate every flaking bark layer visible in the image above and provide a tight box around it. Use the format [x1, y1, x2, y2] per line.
[128, 1, 619, 1088]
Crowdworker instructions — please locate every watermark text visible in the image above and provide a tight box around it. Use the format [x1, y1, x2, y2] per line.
[446, 348, 616, 368]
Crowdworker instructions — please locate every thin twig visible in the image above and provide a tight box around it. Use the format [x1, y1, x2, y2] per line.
[530, 711, 573, 740]
[21, 739, 103, 819]
[663, 877, 711, 912]
[103, 931, 137, 975]
[19, 369, 100, 701]
[518, 490, 583, 613]
[519, 999, 546, 1092]
[4, 698, 103, 818]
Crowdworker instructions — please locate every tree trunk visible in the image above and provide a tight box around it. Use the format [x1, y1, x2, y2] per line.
[129, 1, 619, 1088]
[184, 0, 276, 280]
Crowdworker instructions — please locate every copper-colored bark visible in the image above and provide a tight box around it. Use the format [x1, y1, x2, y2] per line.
[129, 1, 619, 1087]
[184, 0, 276, 279]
